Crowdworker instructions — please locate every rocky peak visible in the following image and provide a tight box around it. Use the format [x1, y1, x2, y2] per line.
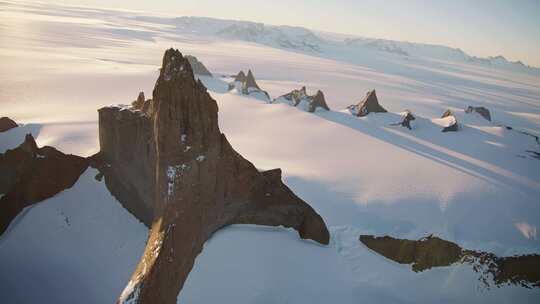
[274, 87, 330, 112]
[245, 69, 261, 91]
[0, 117, 18, 133]
[21, 133, 38, 155]
[348, 90, 387, 117]
[131, 91, 146, 110]
[98, 49, 329, 304]
[185, 55, 213, 76]
[234, 70, 246, 82]
[311, 90, 330, 111]
[228, 69, 270, 100]
[152, 49, 220, 161]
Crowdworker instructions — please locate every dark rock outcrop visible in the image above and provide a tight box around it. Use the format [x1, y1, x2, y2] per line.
[347, 90, 387, 117]
[360, 234, 540, 289]
[440, 109, 459, 132]
[131, 92, 147, 110]
[228, 69, 270, 99]
[185, 55, 212, 76]
[0, 117, 18, 133]
[0, 134, 88, 234]
[465, 106, 491, 121]
[360, 235, 463, 272]
[233, 70, 246, 82]
[391, 110, 416, 130]
[98, 49, 329, 304]
[274, 86, 330, 112]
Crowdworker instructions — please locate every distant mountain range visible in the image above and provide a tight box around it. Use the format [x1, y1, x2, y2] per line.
[172, 16, 539, 75]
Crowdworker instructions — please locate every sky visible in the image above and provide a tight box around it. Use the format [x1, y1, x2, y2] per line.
[52, 0, 540, 66]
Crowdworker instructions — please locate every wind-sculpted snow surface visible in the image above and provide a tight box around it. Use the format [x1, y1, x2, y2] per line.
[98, 49, 329, 304]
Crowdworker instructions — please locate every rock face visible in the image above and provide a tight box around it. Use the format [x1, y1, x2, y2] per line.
[274, 86, 331, 112]
[360, 234, 540, 289]
[98, 49, 330, 304]
[185, 55, 212, 76]
[348, 90, 387, 117]
[0, 117, 18, 132]
[465, 106, 491, 121]
[228, 69, 270, 100]
[0, 134, 88, 234]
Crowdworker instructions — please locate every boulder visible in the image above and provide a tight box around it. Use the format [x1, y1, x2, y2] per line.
[274, 86, 330, 112]
[0, 117, 18, 132]
[98, 49, 330, 304]
[185, 55, 212, 76]
[0, 134, 88, 234]
[348, 90, 387, 117]
[465, 106, 491, 121]
[399, 110, 416, 130]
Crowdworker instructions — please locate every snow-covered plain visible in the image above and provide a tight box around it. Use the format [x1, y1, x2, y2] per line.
[1, 0, 539, 303]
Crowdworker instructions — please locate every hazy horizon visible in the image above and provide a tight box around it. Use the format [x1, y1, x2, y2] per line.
[42, 0, 540, 67]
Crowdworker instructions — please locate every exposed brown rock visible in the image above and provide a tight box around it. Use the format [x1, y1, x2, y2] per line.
[0, 117, 18, 132]
[347, 90, 387, 117]
[98, 49, 329, 304]
[228, 69, 270, 99]
[244, 69, 261, 92]
[360, 235, 462, 272]
[465, 106, 491, 121]
[274, 86, 330, 112]
[360, 234, 540, 289]
[131, 92, 146, 110]
[233, 70, 246, 82]
[0, 134, 88, 234]
[185, 55, 212, 76]
[311, 90, 330, 112]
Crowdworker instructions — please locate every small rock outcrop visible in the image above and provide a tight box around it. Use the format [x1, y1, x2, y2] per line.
[465, 106, 491, 121]
[228, 69, 270, 100]
[441, 109, 453, 118]
[0, 117, 18, 132]
[360, 234, 540, 289]
[0, 134, 88, 234]
[440, 109, 459, 132]
[360, 235, 463, 272]
[131, 92, 147, 109]
[185, 55, 212, 76]
[98, 49, 329, 304]
[274, 86, 331, 112]
[391, 110, 416, 130]
[348, 90, 387, 117]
